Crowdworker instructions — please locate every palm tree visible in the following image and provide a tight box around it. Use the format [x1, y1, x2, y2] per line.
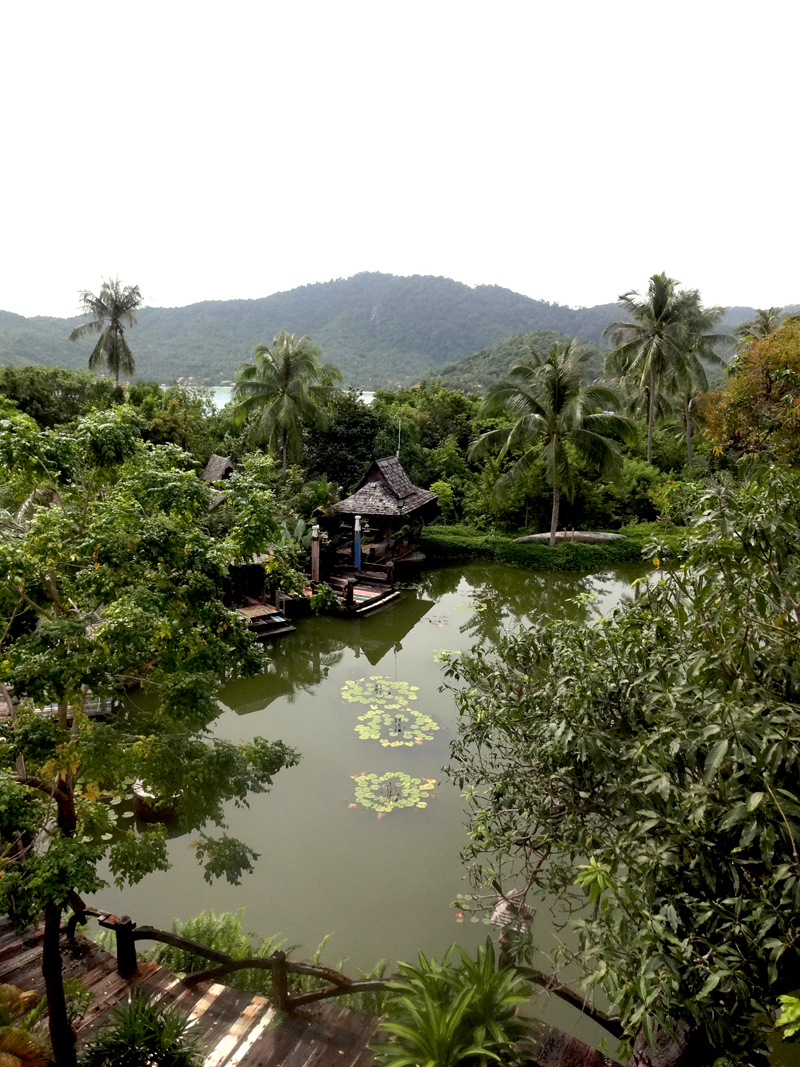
[732, 307, 785, 350]
[603, 274, 724, 464]
[470, 340, 635, 545]
[68, 278, 143, 385]
[233, 331, 342, 469]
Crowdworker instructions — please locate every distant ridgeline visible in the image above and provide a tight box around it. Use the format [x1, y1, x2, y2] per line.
[0, 273, 796, 390]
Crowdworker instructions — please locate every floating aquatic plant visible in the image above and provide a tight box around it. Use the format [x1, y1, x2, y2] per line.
[432, 649, 461, 663]
[354, 706, 440, 747]
[341, 677, 419, 708]
[351, 772, 437, 813]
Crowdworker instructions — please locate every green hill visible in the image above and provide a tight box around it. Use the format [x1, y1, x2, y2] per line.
[0, 274, 623, 389]
[432, 330, 607, 393]
[0, 275, 795, 390]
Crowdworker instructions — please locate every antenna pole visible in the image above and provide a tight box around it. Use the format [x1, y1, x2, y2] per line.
[396, 420, 401, 458]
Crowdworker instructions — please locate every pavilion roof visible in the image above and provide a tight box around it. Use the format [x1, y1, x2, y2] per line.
[201, 454, 234, 482]
[334, 457, 437, 518]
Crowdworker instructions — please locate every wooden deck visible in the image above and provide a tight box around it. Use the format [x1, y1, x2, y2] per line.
[0, 919, 380, 1067]
[0, 918, 620, 1067]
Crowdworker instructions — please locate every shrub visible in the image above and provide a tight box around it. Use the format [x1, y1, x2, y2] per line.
[371, 939, 531, 1067]
[80, 989, 203, 1067]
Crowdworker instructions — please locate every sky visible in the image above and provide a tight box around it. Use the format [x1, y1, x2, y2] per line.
[1, 1, 797, 319]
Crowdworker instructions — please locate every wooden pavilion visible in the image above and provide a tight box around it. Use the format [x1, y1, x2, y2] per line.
[327, 458, 438, 612]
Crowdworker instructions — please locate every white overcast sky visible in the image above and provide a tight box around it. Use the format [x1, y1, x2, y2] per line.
[1, 1, 797, 318]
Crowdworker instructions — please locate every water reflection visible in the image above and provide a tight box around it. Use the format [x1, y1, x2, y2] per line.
[220, 593, 435, 715]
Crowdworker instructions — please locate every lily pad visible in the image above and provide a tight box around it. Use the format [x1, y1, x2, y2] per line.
[354, 706, 440, 746]
[351, 772, 438, 814]
[341, 677, 420, 708]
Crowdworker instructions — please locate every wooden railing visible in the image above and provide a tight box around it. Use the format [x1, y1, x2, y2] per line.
[67, 906, 390, 1012]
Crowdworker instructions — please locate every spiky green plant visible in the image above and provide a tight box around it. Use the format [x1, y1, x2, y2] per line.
[79, 989, 203, 1067]
[372, 939, 532, 1067]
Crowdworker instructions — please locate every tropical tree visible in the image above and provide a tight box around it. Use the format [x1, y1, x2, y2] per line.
[664, 338, 724, 466]
[470, 340, 634, 544]
[68, 278, 143, 385]
[733, 307, 785, 349]
[604, 274, 725, 464]
[233, 332, 342, 469]
[445, 466, 800, 1064]
[703, 315, 800, 464]
[0, 411, 300, 1067]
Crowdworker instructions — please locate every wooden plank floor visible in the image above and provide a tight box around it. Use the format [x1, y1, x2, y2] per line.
[0, 919, 381, 1067]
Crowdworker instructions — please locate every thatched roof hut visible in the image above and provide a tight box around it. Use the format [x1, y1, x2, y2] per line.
[201, 455, 234, 482]
[334, 457, 437, 521]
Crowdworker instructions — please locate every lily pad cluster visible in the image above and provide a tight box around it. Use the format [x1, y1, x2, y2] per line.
[355, 707, 440, 747]
[351, 772, 438, 813]
[341, 676, 420, 708]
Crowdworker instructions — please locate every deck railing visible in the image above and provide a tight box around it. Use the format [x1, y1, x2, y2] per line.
[67, 906, 390, 1012]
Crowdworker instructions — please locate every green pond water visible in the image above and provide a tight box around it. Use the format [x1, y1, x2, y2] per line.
[97, 561, 653, 1047]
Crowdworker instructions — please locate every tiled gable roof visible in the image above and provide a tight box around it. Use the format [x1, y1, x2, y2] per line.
[335, 457, 437, 518]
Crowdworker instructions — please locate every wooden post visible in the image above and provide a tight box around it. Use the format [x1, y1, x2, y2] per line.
[386, 560, 394, 589]
[271, 950, 289, 1010]
[346, 579, 355, 609]
[311, 524, 320, 583]
[354, 515, 362, 574]
[115, 917, 138, 977]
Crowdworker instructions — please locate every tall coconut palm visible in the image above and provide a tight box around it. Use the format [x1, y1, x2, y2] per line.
[68, 278, 143, 385]
[233, 331, 342, 469]
[664, 338, 724, 466]
[471, 340, 635, 545]
[604, 274, 724, 464]
[732, 307, 785, 351]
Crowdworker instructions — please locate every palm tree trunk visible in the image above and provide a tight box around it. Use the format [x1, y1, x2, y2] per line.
[647, 367, 656, 466]
[684, 393, 693, 466]
[549, 487, 560, 547]
[281, 433, 288, 471]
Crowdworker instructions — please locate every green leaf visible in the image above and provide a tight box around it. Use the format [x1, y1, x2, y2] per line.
[704, 739, 729, 782]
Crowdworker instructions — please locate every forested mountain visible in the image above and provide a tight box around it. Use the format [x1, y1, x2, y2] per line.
[1, 274, 797, 389]
[433, 330, 607, 393]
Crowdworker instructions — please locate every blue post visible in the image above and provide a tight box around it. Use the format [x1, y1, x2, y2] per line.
[354, 515, 362, 573]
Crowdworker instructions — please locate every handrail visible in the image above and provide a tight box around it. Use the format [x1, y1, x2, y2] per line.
[67, 905, 390, 1012]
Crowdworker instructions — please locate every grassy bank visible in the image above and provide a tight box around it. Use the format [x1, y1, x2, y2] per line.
[419, 523, 688, 572]
[420, 525, 644, 572]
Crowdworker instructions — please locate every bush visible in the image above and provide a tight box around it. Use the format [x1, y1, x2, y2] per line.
[371, 939, 531, 1067]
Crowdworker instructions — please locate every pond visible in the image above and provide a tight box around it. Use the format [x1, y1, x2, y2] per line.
[97, 561, 649, 1045]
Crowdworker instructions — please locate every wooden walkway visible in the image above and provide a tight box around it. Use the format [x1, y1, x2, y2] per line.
[0, 918, 619, 1067]
[0, 919, 380, 1067]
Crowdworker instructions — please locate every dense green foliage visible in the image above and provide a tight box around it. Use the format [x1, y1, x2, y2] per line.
[233, 331, 342, 468]
[446, 467, 800, 1061]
